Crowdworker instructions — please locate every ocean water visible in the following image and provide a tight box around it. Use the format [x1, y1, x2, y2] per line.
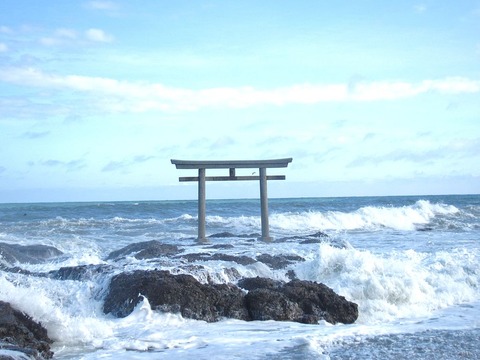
[0, 195, 479, 359]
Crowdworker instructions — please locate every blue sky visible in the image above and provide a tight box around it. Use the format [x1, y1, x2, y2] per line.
[0, 1, 479, 202]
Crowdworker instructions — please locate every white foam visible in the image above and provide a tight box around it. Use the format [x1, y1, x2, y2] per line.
[267, 200, 460, 232]
[294, 243, 480, 324]
[0, 273, 113, 345]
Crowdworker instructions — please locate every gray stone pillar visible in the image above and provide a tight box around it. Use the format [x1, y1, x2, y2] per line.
[259, 167, 272, 241]
[198, 168, 208, 243]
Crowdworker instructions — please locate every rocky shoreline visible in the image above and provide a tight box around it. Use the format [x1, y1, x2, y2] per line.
[1, 238, 358, 359]
[0, 301, 53, 360]
[103, 271, 358, 325]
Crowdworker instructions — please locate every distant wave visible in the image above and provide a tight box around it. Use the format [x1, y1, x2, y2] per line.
[269, 200, 460, 232]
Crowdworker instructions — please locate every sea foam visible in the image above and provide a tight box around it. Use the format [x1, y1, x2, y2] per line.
[294, 242, 480, 324]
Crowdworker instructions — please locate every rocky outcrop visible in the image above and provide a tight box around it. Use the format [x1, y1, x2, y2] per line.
[0, 243, 63, 265]
[106, 240, 181, 260]
[238, 277, 358, 324]
[103, 270, 249, 322]
[177, 252, 257, 266]
[48, 264, 114, 281]
[0, 301, 53, 359]
[103, 271, 358, 325]
[255, 254, 305, 269]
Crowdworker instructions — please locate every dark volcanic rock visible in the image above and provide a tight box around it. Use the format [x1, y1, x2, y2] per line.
[0, 243, 63, 265]
[48, 264, 114, 281]
[210, 253, 256, 266]
[0, 301, 53, 359]
[256, 254, 305, 269]
[106, 240, 181, 260]
[177, 252, 257, 266]
[245, 288, 303, 321]
[209, 232, 260, 239]
[282, 279, 359, 324]
[207, 244, 235, 250]
[239, 277, 358, 325]
[104, 272, 359, 325]
[103, 270, 250, 322]
[280, 231, 329, 243]
[208, 232, 236, 238]
[237, 277, 281, 291]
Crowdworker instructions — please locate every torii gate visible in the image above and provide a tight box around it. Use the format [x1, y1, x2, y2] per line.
[171, 158, 292, 243]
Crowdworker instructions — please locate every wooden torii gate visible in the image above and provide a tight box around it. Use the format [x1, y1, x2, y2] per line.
[171, 158, 292, 243]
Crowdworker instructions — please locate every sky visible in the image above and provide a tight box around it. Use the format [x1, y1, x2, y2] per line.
[0, 1, 479, 203]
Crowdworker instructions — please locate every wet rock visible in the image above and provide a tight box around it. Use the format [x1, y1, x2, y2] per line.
[282, 279, 359, 325]
[103, 270, 250, 322]
[238, 277, 358, 325]
[245, 288, 303, 321]
[280, 231, 329, 243]
[299, 238, 324, 244]
[48, 264, 114, 281]
[210, 253, 256, 266]
[209, 232, 260, 239]
[0, 265, 37, 276]
[106, 240, 181, 260]
[417, 227, 433, 232]
[237, 277, 281, 291]
[103, 272, 359, 325]
[255, 254, 305, 269]
[0, 301, 53, 359]
[0, 243, 63, 265]
[209, 232, 236, 238]
[177, 252, 256, 266]
[206, 244, 235, 250]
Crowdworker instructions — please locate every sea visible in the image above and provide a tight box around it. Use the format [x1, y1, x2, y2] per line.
[0, 194, 479, 359]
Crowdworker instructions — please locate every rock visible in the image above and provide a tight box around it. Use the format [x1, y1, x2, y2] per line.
[237, 277, 281, 291]
[280, 231, 329, 243]
[106, 240, 181, 260]
[0, 243, 63, 265]
[103, 270, 250, 322]
[208, 232, 236, 238]
[206, 244, 235, 250]
[255, 254, 305, 269]
[245, 289, 303, 321]
[209, 232, 260, 239]
[48, 264, 114, 281]
[103, 272, 358, 325]
[0, 301, 53, 359]
[210, 253, 256, 266]
[238, 277, 358, 325]
[282, 279, 358, 324]
[177, 252, 257, 266]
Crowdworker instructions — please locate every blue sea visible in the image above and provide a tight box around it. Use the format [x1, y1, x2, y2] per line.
[0, 195, 479, 359]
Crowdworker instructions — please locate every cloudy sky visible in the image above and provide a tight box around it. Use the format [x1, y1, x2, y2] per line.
[1, 1, 479, 202]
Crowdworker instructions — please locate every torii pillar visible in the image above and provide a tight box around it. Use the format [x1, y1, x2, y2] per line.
[171, 158, 292, 242]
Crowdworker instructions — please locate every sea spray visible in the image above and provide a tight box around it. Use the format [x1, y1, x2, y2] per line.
[294, 242, 480, 324]
[0, 272, 113, 346]
[269, 200, 461, 232]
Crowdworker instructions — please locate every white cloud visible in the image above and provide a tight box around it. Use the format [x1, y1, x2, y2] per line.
[85, 1, 118, 10]
[55, 28, 78, 39]
[85, 28, 114, 43]
[0, 43, 7, 52]
[0, 67, 479, 114]
[414, 4, 427, 13]
[39, 37, 60, 46]
[39, 28, 78, 46]
[0, 26, 12, 34]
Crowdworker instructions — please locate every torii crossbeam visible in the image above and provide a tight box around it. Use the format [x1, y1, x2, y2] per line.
[171, 158, 292, 243]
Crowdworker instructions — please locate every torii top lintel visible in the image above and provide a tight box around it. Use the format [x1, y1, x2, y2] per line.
[170, 158, 292, 170]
